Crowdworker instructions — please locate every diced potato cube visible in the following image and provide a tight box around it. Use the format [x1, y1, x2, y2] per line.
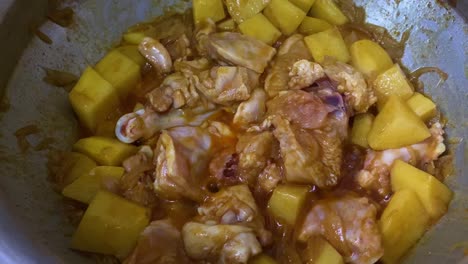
[59, 152, 97, 187]
[239, 13, 281, 45]
[71, 191, 150, 258]
[217, 19, 236, 31]
[308, 0, 348, 25]
[351, 113, 374, 148]
[373, 63, 414, 108]
[116, 45, 146, 67]
[95, 50, 141, 99]
[69, 67, 120, 132]
[73, 136, 138, 166]
[225, 0, 270, 23]
[122, 32, 146, 45]
[367, 96, 431, 150]
[406, 92, 437, 121]
[299, 17, 332, 35]
[62, 166, 125, 204]
[391, 160, 453, 220]
[290, 0, 316, 12]
[268, 184, 309, 225]
[193, 0, 226, 24]
[263, 0, 306, 35]
[304, 27, 350, 63]
[350, 39, 393, 78]
[303, 236, 344, 264]
[249, 254, 278, 264]
[379, 189, 430, 264]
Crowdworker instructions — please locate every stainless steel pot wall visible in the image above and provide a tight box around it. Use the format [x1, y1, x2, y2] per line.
[0, 0, 466, 263]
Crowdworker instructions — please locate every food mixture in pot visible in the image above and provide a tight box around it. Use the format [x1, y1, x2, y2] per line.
[48, 0, 454, 263]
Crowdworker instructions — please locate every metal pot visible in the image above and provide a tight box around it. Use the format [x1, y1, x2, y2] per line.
[0, 0, 466, 263]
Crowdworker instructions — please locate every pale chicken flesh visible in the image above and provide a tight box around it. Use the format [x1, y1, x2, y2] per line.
[124, 220, 190, 264]
[264, 34, 312, 97]
[206, 32, 276, 73]
[198, 185, 272, 245]
[298, 195, 383, 264]
[265, 88, 349, 188]
[182, 222, 262, 263]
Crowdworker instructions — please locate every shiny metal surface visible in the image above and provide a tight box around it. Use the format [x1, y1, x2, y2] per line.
[0, 0, 466, 263]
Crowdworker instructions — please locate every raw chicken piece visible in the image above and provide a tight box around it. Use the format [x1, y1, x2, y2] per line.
[124, 220, 191, 264]
[153, 131, 205, 201]
[323, 61, 377, 113]
[206, 32, 276, 73]
[119, 147, 157, 207]
[182, 222, 262, 263]
[146, 72, 200, 112]
[197, 66, 259, 105]
[269, 115, 339, 187]
[167, 124, 225, 178]
[153, 123, 237, 201]
[115, 107, 217, 144]
[174, 58, 212, 75]
[264, 34, 312, 97]
[162, 34, 192, 61]
[298, 195, 383, 264]
[288, 60, 326, 90]
[198, 185, 272, 245]
[236, 131, 276, 185]
[139, 37, 173, 73]
[265, 89, 348, 188]
[356, 122, 446, 199]
[203, 120, 236, 140]
[257, 162, 282, 193]
[233, 89, 267, 128]
[267, 90, 335, 130]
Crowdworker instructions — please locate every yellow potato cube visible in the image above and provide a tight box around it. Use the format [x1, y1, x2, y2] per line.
[239, 13, 281, 45]
[73, 136, 138, 166]
[379, 189, 430, 264]
[308, 0, 348, 25]
[193, 0, 226, 24]
[217, 19, 236, 31]
[406, 92, 437, 121]
[290, 0, 316, 12]
[268, 184, 309, 225]
[59, 152, 97, 187]
[249, 254, 278, 264]
[351, 113, 374, 148]
[116, 45, 146, 67]
[62, 166, 125, 204]
[391, 160, 453, 220]
[367, 96, 431, 150]
[225, 0, 270, 23]
[299, 17, 332, 35]
[304, 27, 350, 63]
[350, 39, 393, 78]
[263, 0, 306, 35]
[373, 63, 414, 108]
[71, 191, 150, 258]
[69, 67, 120, 132]
[303, 236, 344, 264]
[95, 50, 141, 99]
[122, 32, 146, 45]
